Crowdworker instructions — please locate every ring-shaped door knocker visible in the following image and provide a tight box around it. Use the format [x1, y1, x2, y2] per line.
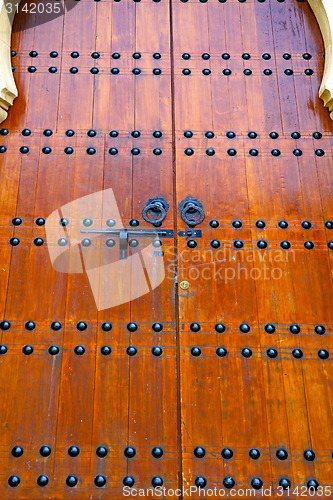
[142, 197, 169, 225]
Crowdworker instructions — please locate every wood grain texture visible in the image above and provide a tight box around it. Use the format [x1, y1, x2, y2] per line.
[0, 0, 331, 498]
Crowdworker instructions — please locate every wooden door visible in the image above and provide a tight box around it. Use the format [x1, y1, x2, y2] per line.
[0, 0, 332, 497]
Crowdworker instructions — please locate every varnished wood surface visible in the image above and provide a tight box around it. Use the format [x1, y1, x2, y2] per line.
[0, 0, 331, 498]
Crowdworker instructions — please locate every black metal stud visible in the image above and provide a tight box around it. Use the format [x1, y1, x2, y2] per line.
[194, 446, 205, 458]
[74, 345, 85, 355]
[318, 349, 329, 359]
[248, 131, 257, 139]
[249, 448, 260, 460]
[240, 323, 250, 333]
[307, 480, 319, 491]
[123, 476, 135, 487]
[221, 447, 233, 459]
[152, 477, 163, 487]
[211, 240, 220, 249]
[251, 478, 263, 489]
[25, 320, 36, 331]
[48, 346, 60, 355]
[265, 324, 275, 334]
[40, 445, 51, 457]
[271, 149, 281, 156]
[195, 477, 207, 488]
[95, 475, 106, 487]
[70, 67, 78, 74]
[183, 69, 191, 76]
[66, 475, 78, 487]
[0, 128, 9, 135]
[37, 475, 49, 487]
[153, 53, 161, 60]
[20, 146, 29, 154]
[191, 347, 201, 357]
[209, 220, 219, 228]
[77, 321, 87, 331]
[64, 147, 74, 155]
[216, 347, 227, 357]
[42, 147, 52, 154]
[71, 51, 79, 58]
[234, 240, 243, 249]
[152, 346, 163, 356]
[315, 149, 325, 156]
[0, 320, 10, 330]
[34, 238, 44, 246]
[290, 324, 300, 334]
[267, 348, 278, 358]
[276, 448, 288, 460]
[279, 478, 291, 491]
[241, 348, 252, 358]
[325, 220, 333, 229]
[280, 241, 291, 250]
[270, 131, 279, 139]
[303, 449, 315, 461]
[153, 131, 162, 138]
[11, 446, 23, 457]
[256, 220, 265, 229]
[206, 147, 215, 155]
[190, 322, 201, 332]
[22, 345, 33, 355]
[10, 237, 20, 246]
[152, 447, 163, 458]
[96, 446, 108, 458]
[264, 69, 272, 76]
[215, 323, 226, 333]
[244, 69, 252, 76]
[8, 476, 20, 487]
[101, 322, 112, 332]
[0, 345, 7, 354]
[315, 325, 325, 335]
[292, 348, 303, 359]
[101, 345, 111, 356]
[223, 477, 235, 489]
[12, 217, 22, 226]
[124, 446, 136, 458]
[127, 346, 137, 356]
[257, 240, 267, 249]
[127, 322, 138, 332]
[262, 53, 271, 60]
[50, 51, 58, 58]
[304, 241, 314, 250]
[293, 148, 302, 157]
[232, 220, 242, 229]
[302, 220, 311, 229]
[313, 132, 322, 139]
[187, 240, 197, 248]
[68, 446, 80, 457]
[66, 129, 75, 137]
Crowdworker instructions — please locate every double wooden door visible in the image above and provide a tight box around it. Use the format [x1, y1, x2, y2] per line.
[0, 0, 332, 497]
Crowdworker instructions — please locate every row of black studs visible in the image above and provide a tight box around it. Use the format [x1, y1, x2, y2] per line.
[17, 67, 315, 76]
[6, 475, 320, 490]
[11, 445, 163, 458]
[7, 237, 333, 249]
[8, 218, 333, 228]
[0, 345, 328, 358]
[12, 51, 316, 61]
[6, 474, 162, 488]
[0, 129, 324, 139]
[190, 347, 330, 359]
[0, 146, 327, 156]
[194, 447, 323, 461]
[193, 477, 319, 491]
[0, 321, 328, 335]
[0, 345, 161, 356]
